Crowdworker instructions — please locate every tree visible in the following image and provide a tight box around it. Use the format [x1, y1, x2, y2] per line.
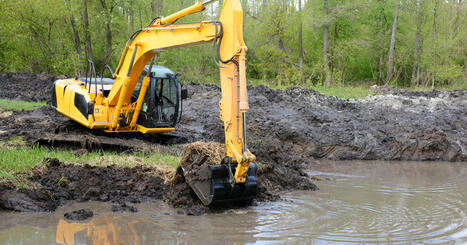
[323, 0, 331, 85]
[82, 0, 93, 62]
[99, 0, 115, 74]
[386, 3, 399, 84]
[411, 0, 424, 87]
[298, 0, 304, 84]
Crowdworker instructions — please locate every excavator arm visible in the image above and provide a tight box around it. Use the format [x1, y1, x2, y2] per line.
[53, 0, 257, 205]
[109, 0, 255, 185]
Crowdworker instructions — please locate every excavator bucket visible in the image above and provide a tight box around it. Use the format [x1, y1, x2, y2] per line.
[186, 159, 258, 206]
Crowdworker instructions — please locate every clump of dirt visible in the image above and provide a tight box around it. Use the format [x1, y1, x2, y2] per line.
[0, 182, 58, 212]
[176, 141, 225, 189]
[112, 202, 138, 213]
[164, 142, 225, 213]
[64, 209, 94, 221]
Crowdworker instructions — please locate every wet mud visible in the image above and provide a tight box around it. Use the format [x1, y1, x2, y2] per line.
[0, 73, 466, 212]
[180, 83, 467, 163]
[0, 158, 170, 212]
[0, 73, 58, 102]
[165, 142, 225, 209]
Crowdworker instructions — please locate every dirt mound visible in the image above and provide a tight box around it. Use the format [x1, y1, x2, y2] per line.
[180, 84, 467, 163]
[0, 158, 172, 212]
[164, 142, 224, 211]
[0, 182, 58, 212]
[165, 142, 317, 209]
[112, 202, 138, 212]
[0, 73, 57, 102]
[64, 209, 94, 221]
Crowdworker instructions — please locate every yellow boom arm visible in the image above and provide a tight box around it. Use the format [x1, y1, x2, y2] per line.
[106, 0, 255, 183]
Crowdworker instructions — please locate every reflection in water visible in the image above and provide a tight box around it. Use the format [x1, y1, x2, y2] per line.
[56, 214, 141, 245]
[0, 161, 466, 244]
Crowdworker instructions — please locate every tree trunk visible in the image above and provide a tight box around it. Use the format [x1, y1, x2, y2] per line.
[82, 0, 93, 62]
[100, 0, 114, 75]
[431, 0, 438, 89]
[411, 1, 424, 87]
[65, 0, 81, 56]
[151, 0, 164, 16]
[454, 0, 462, 34]
[377, 0, 386, 84]
[385, 4, 399, 85]
[323, 0, 331, 86]
[65, 0, 83, 76]
[298, 0, 304, 84]
[129, 0, 135, 34]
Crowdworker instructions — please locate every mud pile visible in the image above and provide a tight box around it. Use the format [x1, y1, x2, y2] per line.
[0, 158, 170, 212]
[166, 141, 316, 209]
[0, 73, 57, 102]
[180, 84, 467, 164]
[164, 142, 224, 212]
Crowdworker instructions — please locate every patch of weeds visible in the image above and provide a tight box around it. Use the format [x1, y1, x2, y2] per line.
[0, 99, 46, 112]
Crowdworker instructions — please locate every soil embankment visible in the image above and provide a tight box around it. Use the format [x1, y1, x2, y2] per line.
[0, 73, 466, 213]
[180, 83, 467, 162]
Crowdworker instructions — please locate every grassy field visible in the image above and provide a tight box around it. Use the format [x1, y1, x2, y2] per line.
[0, 137, 181, 188]
[0, 99, 46, 112]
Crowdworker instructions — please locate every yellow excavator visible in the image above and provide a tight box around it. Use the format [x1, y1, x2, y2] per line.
[52, 0, 257, 205]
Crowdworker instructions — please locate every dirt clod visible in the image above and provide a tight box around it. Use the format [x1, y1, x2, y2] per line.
[165, 142, 225, 208]
[112, 202, 138, 213]
[64, 209, 94, 221]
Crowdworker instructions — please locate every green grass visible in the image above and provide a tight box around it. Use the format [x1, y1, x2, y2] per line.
[0, 144, 181, 187]
[0, 99, 46, 112]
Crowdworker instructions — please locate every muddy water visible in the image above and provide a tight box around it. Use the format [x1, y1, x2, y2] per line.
[0, 161, 466, 244]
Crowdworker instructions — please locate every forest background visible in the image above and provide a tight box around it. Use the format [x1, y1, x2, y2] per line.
[0, 0, 465, 95]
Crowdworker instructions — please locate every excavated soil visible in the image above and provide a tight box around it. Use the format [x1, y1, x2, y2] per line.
[165, 142, 225, 209]
[1, 73, 466, 212]
[179, 83, 467, 163]
[0, 73, 58, 102]
[0, 158, 170, 212]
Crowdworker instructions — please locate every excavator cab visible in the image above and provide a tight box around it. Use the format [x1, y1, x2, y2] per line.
[132, 65, 187, 128]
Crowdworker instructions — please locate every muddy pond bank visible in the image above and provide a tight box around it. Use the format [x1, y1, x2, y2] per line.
[0, 73, 466, 213]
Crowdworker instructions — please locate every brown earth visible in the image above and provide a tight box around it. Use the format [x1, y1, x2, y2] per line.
[0, 158, 170, 212]
[1, 72, 466, 213]
[0, 73, 59, 102]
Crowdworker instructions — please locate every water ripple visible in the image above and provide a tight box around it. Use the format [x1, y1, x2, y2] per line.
[253, 162, 467, 244]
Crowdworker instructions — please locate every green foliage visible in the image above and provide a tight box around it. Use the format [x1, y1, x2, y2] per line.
[0, 99, 46, 111]
[0, 0, 464, 88]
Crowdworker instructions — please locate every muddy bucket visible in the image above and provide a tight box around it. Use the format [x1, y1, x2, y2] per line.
[187, 160, 258, 206]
